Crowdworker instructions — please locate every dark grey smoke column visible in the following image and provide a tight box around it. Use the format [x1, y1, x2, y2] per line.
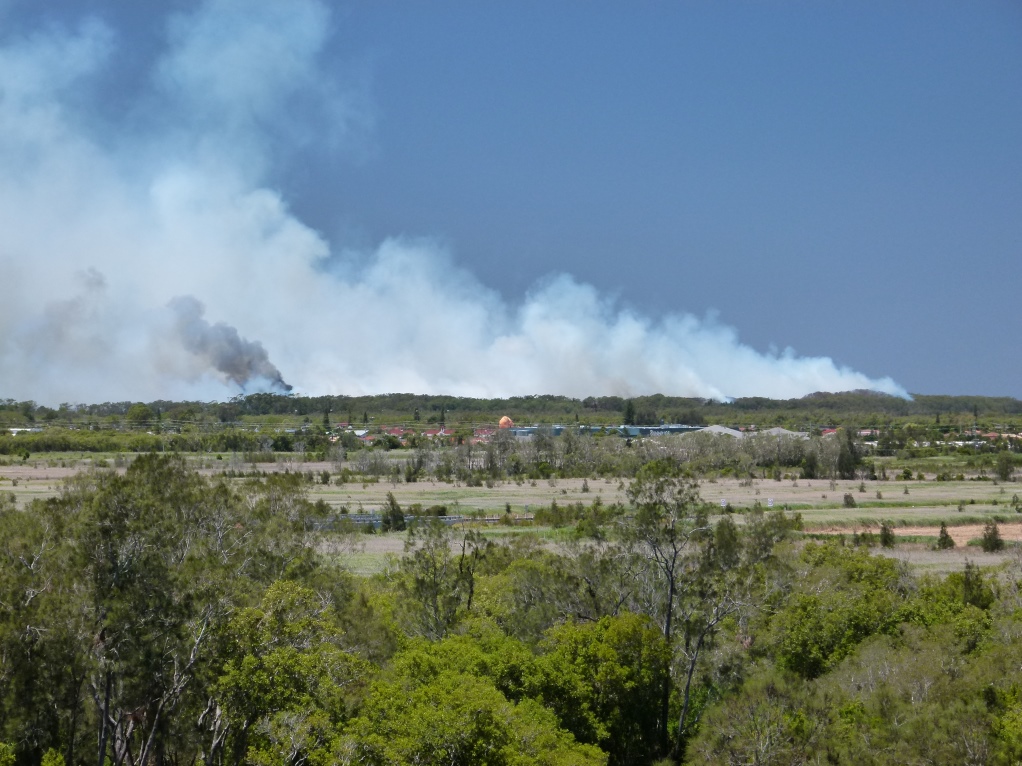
[168, 296, 292, 392]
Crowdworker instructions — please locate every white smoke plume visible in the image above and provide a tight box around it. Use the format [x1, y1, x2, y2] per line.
[0, 0, 907, 405]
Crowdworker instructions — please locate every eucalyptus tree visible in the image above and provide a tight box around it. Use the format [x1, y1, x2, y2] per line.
[0, 455, 328, 766]
[621, 459, 800, 760]
[203, 581, 370, 766]
[622, 459, 713, 754]
[398, 520, 490, 640]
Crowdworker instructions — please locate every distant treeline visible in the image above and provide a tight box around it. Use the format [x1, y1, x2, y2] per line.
[4, 390, 1022, 431]
[0, 428, 296, 456]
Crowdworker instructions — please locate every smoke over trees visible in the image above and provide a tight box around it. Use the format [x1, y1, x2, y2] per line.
[169, 296, 291, 392]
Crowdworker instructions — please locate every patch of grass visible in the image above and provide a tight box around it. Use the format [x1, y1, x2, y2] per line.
[335, 552, 397, 576]
[480, 526, 578, 542]
[895, 535, 940, 544]
[965, 538, 1020, 550]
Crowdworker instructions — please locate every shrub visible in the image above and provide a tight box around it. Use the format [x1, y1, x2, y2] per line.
[935, 522, 955, 550]
[879, 522, 896, 548]
[852, 530, 876, 547]
[843, 493, 857, 508]
[381, 492, 406, 532]
[995, 451, 1015, 482]
[980, 520, 1004, 553]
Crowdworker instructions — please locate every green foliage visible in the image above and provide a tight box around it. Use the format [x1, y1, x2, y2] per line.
[959, 561, 996, 611]
[837, 428, 861, 479]
[710, 515, 742, 570]
[381, 491, 406, 531]
[340, 669, 606, 765]
[125, 402, 155, 427]
[536, 614, 670, 764]
[213, 581, 371, 765]
[994, 701, 1022, 765]
[686, 669, 827, 765]
[772, 543, 905, 678]
[476, 547, 632, 644]
[5, 452, 1022, 765]
[982, 520, 1005, 552]
[398, 522, 490, 639]
[901, 563, 996, 649]
[936, 522, 956, 549]
[0, 454, 331, 764]
[800, 451, 819, 479]
[690, 604, 1022, 764]
[623, 399, 636, 426]
[375, 614, 666, 764]
[995, 451, 1016, 482]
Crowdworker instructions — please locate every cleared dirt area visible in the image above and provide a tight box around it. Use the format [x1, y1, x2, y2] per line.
[812, 521, 1022, 546]
[886, 522, 1022, 546]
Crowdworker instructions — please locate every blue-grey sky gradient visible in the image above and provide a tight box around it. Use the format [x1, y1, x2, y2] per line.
[1, 1, 1019, 400]
[332, 2, 1022, 396]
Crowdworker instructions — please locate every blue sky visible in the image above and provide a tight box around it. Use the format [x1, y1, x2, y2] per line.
[1, 1, 1020, 403]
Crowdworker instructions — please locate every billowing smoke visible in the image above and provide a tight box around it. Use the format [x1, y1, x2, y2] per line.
[169, 296, 291, 392]
[0, 0, 908, 405]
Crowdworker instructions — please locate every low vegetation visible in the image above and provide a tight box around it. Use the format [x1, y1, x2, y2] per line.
[1, 450, 1021, 765]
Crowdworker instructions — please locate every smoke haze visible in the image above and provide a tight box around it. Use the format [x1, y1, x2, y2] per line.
[0, 0, 907, 405]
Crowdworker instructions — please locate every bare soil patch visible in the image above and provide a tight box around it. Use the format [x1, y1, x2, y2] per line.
[811, 521, 1022, 547]
[892, 522, 1022, 547]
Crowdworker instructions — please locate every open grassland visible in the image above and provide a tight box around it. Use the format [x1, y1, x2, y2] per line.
[3, 457, 1018, 524]
[306, 473, 1021, 530]
[311, 475, 627, 515]
[0, 455, 633, 513]
[3, 457, 1020, 576]
[870, 543, 1020, 573]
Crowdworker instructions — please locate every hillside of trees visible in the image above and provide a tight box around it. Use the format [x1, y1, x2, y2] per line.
[2, 455, 1022, 765]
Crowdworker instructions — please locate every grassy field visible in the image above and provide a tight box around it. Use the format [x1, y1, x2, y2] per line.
[3, 456, 1019, 576]
[3, 456, 1019, 526]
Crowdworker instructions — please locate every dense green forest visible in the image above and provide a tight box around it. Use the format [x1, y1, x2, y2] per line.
[2, 455, 1021, 765]
[4, 391, 1022, 431]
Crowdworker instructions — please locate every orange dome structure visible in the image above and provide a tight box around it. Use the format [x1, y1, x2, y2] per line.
[498, 416, 514, 429]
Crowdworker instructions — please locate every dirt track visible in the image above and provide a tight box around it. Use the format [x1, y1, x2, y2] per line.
[893, 522, 1022, 546]
[815, 521, 1022, 546]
